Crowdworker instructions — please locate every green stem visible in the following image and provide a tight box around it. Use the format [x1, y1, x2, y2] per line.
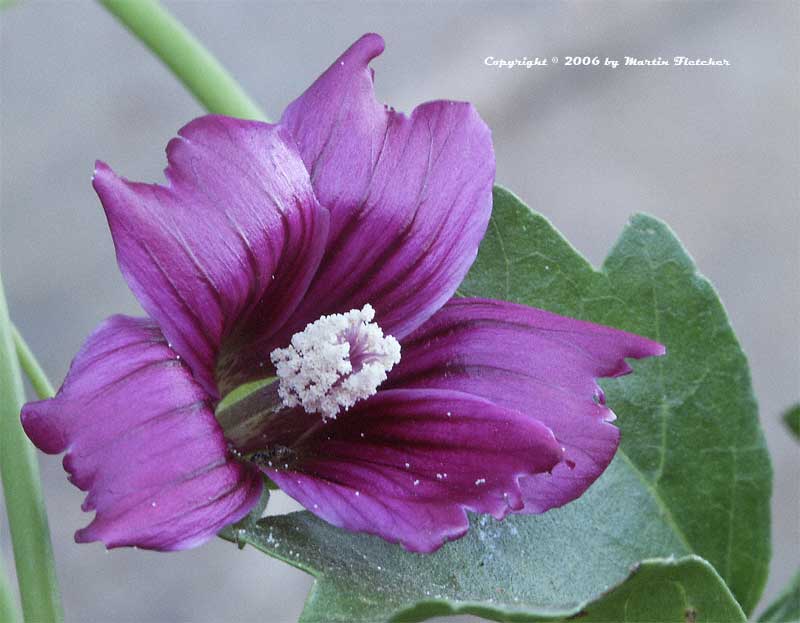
[8, 329, 55, 621]
[0, 273, 62, 622]
[98, 0, 268, 121]
[13, 327, 55, 399]
[0, 557, 21, 623]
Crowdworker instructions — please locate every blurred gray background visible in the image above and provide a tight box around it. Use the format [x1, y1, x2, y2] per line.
[1, 1, 798, 621]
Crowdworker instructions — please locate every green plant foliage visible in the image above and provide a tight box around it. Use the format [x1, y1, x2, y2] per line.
[783, 404, 800, 440]
[759, 571, 800, 623]
[228, 186, 771, 621]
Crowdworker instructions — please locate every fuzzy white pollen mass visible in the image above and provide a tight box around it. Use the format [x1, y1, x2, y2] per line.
[270, 305, 401, 420]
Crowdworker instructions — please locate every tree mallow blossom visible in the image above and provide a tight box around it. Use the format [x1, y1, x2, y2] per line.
[21, 34, 664, 553]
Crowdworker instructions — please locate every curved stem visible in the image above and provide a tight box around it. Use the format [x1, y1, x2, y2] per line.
[98, 0, 268, 121]
[0, 273, 62, 623]
[13, 326, 55, 399]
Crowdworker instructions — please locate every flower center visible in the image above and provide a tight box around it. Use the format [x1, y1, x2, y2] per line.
[270, 305, 401, 420]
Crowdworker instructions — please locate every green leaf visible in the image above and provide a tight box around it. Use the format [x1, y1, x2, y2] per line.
[783, 404, 800, 441]
[460, 186, 771, 613]
[236, 473, 689, 623]
[219, 485, 270, 549]
[233, 186, 770, 621]
[573, 556, 745, 623]
[759, 571, 800, 623]
[759, 413, 800, 623]
[233, 512, 744, 622]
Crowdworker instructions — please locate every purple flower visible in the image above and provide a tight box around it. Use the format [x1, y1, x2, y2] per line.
[21, 34, 664, 553]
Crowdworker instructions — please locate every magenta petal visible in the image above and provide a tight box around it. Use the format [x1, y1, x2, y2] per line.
[267, 388, 563, 552]
[20, 316, 262, 551]
[93, 116, 329, 397]
[279, 34, 495, 341]
[388, 298, 666, 513]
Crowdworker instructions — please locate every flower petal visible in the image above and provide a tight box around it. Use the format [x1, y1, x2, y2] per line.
[279, 34, 494, 341]
[93, 117, 329, 397]
[265, 388, 563, 552]
[388, 298, 666, 512]
[21, 315, 262, 551]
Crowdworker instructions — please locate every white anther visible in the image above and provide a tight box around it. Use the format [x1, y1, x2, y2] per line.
[271, 305, 401, 420]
